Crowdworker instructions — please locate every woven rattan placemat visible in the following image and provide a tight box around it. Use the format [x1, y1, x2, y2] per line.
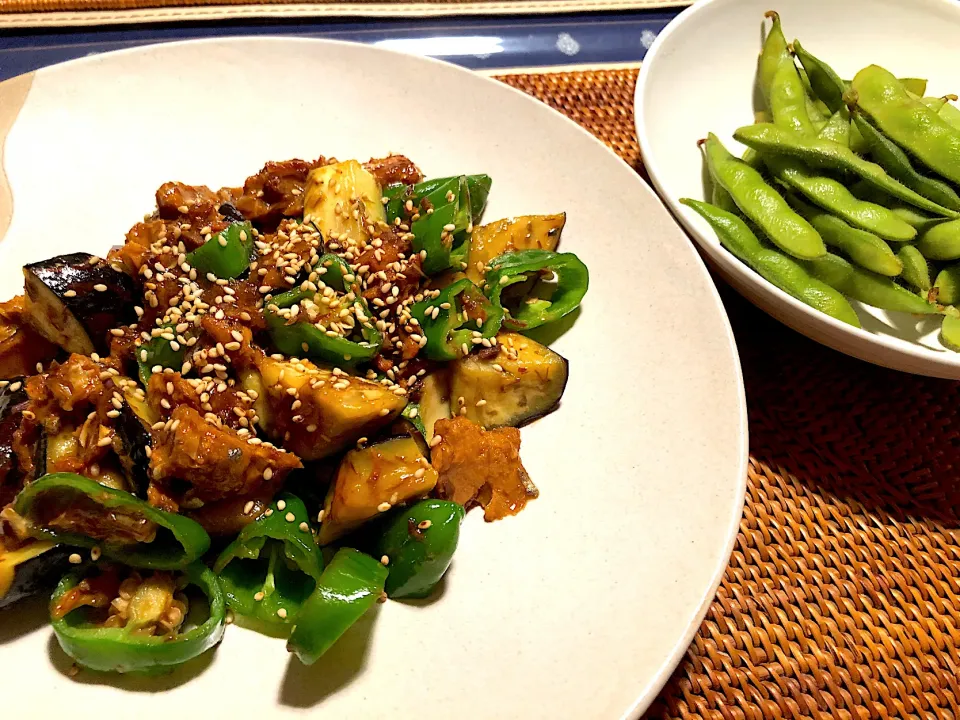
[499, 67, 960, 718]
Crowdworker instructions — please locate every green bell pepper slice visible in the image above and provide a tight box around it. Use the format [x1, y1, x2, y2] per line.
[383, 174, 492, 228]
[137, 324, 186, 386]
[185, 221, 255, 280]
[384, 175, 492, 275]
[13, 473, 210, 570]
[410, 278, 503, 361]
[375, 499, 464, 599]
[286, 548, 387, 665]
[484, 249, 589, 331]
[50, 562, 225, 674]
[264, 253, 383, 364]
[213, 493, 324, 636]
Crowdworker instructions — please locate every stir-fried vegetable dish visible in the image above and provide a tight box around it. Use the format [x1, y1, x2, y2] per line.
[0, 153, 588, 675]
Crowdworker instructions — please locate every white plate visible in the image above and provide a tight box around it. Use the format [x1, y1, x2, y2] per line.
[636, 0, 960, 379]
[0, 39, 746, 719]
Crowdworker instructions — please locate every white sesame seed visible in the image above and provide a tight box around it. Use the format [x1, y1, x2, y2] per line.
[285, 512, 295, 522]
[93, 284, 108, 292]
[430, 434, 443, 447]
[299, 521, 309, 532]
[254, 591, 265, 601]
[276, 499, 286, 510]
[377, 502, 392, 512]
[243, 501, 254, 514]
[418, 520, 432, 530]
[380, 555, 390, 566]
[68, 553, 82, 565]
[317, 510, 325, 523]
[277, 608, 288, 619]
[414, 468, 426, 478]
[90, 546, 102, 561]
[263, 467, 274, 481]
[63, 290, 77, 298]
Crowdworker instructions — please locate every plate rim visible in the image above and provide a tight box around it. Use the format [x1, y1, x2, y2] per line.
[634, 0, 960, 379]
[6, 36, 750, 718]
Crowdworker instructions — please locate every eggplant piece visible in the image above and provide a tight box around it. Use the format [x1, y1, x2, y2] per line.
[0, 540, 72, 610]
[449, 332, 568, 429]
[303, 160, 386, 246]
[218, 202, 246, 223]
[116, 387, 159, 499]
[23, 253, 138, 355]
[465, 214, 566, 284]
[0, 377, 29, 507]
[253, 355, 405, 461]
[319, 435, 438, 545]
[416, 370, 452, 447]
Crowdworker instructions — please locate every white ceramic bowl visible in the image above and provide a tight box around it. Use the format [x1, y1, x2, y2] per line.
[0, 39, 747, 719]
[637, 0, 960, 378]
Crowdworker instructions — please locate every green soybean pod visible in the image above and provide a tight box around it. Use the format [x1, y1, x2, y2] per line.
[733, 123, 959, 218]
[916, 219, 960, 260]
[852, 65, 960, 186]
[701, 134, 826, 259]
[681, 198, 859, 326]
[934, 264, 960, 305]
[898, 246, 932, 292]
[934, 99, 960, 132]
[852, 112, 960, 212]
[792, 40, 846, 113]
[768, 156, 915, 242]
[817, 110, 850, 146]
[757, 12, 815, 135]
[900, 78, 928, 96]
[711, 183, 739, 214]
[803, 252, 938, 314]
[940, 314, 960, 351]
[787, 194, 902, 276]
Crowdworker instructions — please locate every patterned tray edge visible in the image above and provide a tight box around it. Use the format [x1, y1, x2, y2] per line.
[0, 0, 688, 27]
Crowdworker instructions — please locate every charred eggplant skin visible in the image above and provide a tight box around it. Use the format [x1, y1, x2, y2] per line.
[116, 403, 153, 499]
[23, 253, 138, 355]
[0, 541, 72, 610]
[0, 377, 29, 506]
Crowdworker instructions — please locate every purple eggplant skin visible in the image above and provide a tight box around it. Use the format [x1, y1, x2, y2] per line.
[115, 402, 152, 499]
[23, 253, 138, 355]
[0, 543, 73, 610]
[0, 377, 28, 508]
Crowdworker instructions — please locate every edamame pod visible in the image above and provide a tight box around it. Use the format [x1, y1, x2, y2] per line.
[852, 65, 960, 186]
[758, 12, 815, 135]
[940, 314, 960, 351]
[932, 98, 960, 132]
[681, 198, 859, 326]
[917, 95, 953, 114]
[792, 40, 846, 113]
[701, 134, 826, 260]
[900, 78, 928, 97]
[916, 219, 960, 261]
[711, 183, 739, 214]
[897, 246, 932, 292]
[802, 252, 938, 314]
[852, 112, 960, 212]
[787, 194, 902, 276]
[733, 123, 959, 218]
[817, 110, 850, 146]
[768, 156, 916, 242]
[934, 264, 960, 305]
